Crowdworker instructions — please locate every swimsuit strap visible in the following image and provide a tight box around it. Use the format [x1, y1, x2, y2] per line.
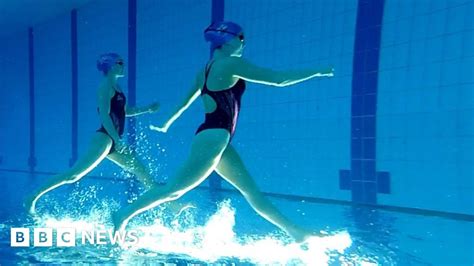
[203, 61, 216, 91]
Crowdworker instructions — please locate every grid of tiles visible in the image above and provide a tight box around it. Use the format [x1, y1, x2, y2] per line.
[224, 0, 356, 200]
[377, 0, 474, 214]
[339, 0, 390, 204]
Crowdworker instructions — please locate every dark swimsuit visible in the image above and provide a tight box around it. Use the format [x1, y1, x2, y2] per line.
[195, 61, 246, 141]
[97, 90, 126, 153]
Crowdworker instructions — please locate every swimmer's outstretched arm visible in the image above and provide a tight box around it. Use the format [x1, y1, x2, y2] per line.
[125, 102, 160, 117]
[229, 57, 334, 87]
[150, 72, 203, 133]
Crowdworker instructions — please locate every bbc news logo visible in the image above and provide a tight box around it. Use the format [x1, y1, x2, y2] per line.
[11, 228, 139, 247]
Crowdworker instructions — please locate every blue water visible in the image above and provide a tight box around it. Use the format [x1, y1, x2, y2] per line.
[1, 0, 474, 264]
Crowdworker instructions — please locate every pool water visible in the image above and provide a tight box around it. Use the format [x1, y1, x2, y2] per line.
[0, 171, 473, 265]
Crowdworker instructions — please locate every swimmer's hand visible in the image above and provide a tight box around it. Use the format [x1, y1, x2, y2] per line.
[147, 102, 160, 113]
[149, 124, 168, 133]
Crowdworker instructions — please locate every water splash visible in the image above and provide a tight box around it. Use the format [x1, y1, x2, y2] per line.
[124, 200, 352, 265]
[129, 121, 169, 181]
[23, 199, 354, 265]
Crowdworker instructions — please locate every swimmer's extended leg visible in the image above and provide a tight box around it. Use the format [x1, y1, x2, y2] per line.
[107, 148, 196, 214]
[107, 149, 155, 189]
[215, 144, 322, 243]
[113, 129, 229, 231]
[24, 133, 112, 215]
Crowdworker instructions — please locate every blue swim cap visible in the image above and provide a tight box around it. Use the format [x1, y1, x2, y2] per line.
[97, 53, 121, 74]
[204, 21, 243, 49]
